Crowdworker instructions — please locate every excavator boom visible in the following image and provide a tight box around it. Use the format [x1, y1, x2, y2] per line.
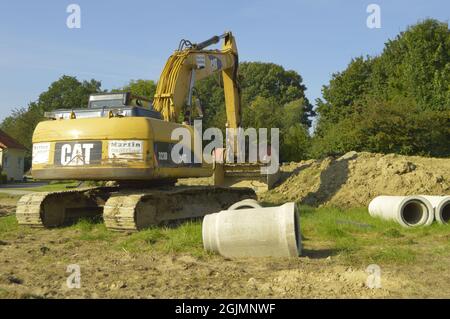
[153, 32, 241, 129]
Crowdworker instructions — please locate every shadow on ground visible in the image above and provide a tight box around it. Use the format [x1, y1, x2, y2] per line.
[301, 248, 337, 259]
[301, 155, 353, 206]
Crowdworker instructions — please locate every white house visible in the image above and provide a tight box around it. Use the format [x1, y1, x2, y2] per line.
[0, 129, 27, 182]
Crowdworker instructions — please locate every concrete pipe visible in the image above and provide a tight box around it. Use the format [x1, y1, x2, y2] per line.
[368, 195, 434, 227]
[202, 202, 301, 258]
[228, 199, 262, 210]
[420, 195, 450, 224]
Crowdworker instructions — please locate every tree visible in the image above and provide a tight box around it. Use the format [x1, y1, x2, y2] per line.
[37, 75, 101, 112]
[313, 19, 450, 158]
[1, 75, 102, 151]
[239, 62, 314, 123]
[369, 19, 450, 110]
[243, 96, 283, 130]
[281, 124, 311, 162]
[1, 104, 41, 152]
[243, 96, 311, 162]
[112, 79, 157, 98]
[194, 61, 314, 129]
[315, 56, 373, 136]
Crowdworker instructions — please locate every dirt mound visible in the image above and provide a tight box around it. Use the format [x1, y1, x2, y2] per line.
[261, 152, 450, 208]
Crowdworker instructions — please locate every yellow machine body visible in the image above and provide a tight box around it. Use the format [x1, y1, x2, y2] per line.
[32, 116, 211, 181]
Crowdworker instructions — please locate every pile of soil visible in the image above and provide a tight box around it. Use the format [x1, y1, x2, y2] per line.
[262, 151, 450, 208]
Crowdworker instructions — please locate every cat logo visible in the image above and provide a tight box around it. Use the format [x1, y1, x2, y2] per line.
[55, 141, 102, 166]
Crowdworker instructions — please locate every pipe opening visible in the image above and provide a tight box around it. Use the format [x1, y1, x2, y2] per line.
[401, 200, 427, 226]
[441, 202, 450, 223]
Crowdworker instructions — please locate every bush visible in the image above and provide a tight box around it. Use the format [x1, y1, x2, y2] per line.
[311, 97, 450, 158]
[281, 124, 311, 161]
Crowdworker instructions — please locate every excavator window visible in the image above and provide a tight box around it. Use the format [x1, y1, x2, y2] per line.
[88, 93, 128, 109]
[89, 99, 124, 109]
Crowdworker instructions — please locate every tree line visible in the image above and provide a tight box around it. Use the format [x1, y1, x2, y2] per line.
[313, 19, 450, 158]
[1, 19, 449, 168]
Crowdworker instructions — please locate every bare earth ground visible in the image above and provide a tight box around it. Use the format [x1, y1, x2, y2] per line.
[1, 219, 449, 299]
[1, 152, 450, 298]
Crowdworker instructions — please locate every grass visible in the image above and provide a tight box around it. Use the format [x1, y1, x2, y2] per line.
[70, 218, 115, 242]
[299, 205, 450, 265]
[0, 215, 19, 235]
[67, 218, 205, 256]
[1, 200, 449, 264]
[117, 221, 205, 257]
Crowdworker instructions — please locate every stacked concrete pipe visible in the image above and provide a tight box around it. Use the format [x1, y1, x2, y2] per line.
[420, 195, 450, 224]
[202, 201, 301, 258]
[368, 195, 434, 227]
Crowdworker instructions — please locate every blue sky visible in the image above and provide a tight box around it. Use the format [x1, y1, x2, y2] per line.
[0, 0, 448, 121]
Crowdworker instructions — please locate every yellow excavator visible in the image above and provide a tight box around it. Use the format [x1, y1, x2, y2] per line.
[16, 32, 279, 231]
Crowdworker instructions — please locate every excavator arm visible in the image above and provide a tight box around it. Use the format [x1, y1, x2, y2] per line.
[153, 32, 241, 129]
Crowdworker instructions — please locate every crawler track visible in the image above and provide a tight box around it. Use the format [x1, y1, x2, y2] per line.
[16, 185, 256, 231]
[103, 186, 256, 231]
[15, 187, 114, 227]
